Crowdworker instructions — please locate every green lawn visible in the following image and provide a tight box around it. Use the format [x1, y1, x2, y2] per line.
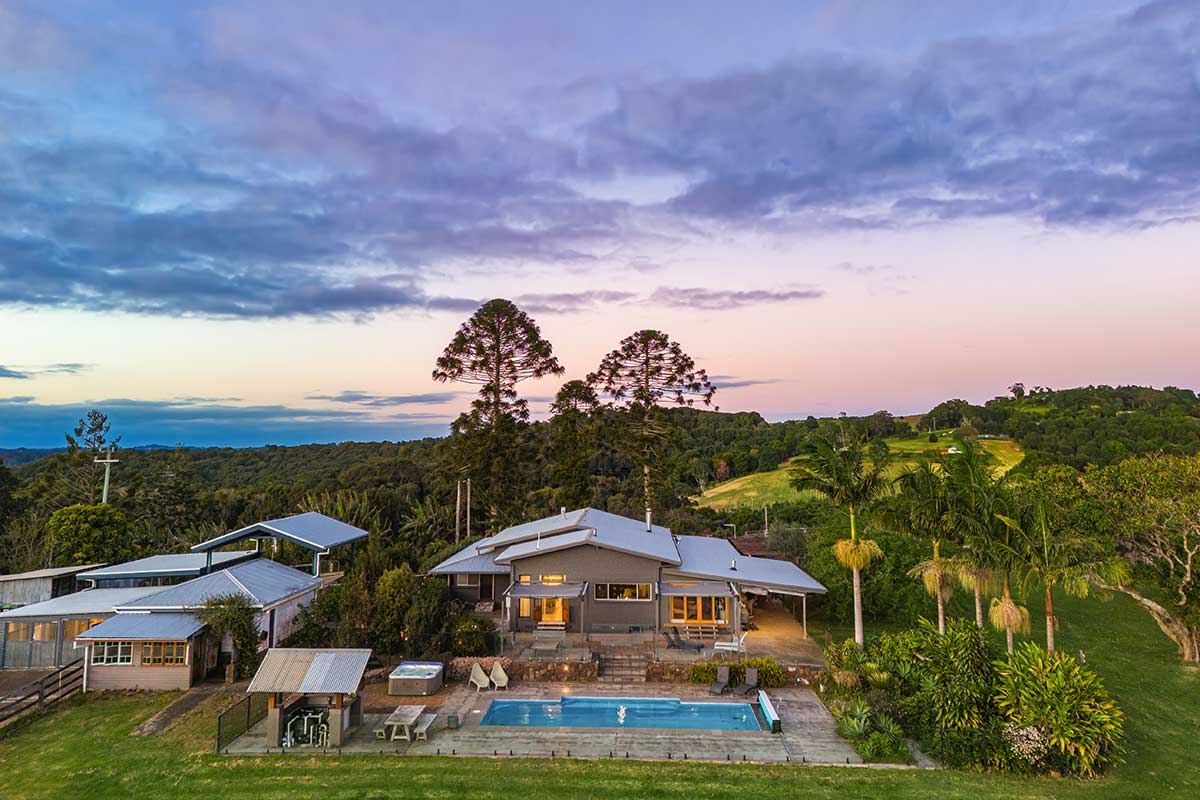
[698, 434, 1023, 510]
[1, 588, 1196, 799]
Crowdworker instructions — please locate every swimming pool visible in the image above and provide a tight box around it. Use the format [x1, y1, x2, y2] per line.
[480, 696, 761, 731]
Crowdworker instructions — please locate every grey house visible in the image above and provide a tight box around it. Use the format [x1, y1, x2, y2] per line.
[430, 508, 825, 643]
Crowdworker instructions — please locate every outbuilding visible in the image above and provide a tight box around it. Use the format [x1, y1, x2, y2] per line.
[248, 648, 371, 748]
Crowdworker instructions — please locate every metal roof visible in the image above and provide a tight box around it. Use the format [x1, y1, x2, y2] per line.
[504, 581, 589, 599]
[0, 563, 105, 583]
[670, 535, 827, 595]
[0, 587, 162, 620]
[427, 534, 509, 575]
[657, 580, 736, 597]
[77, 552, 257, 581]
[486, 508, 680, 565]
[117, 558, 321, 611]
[247, 648, 372, 695]
[191, 512, 368, 554]
[74, 612, 205, 641]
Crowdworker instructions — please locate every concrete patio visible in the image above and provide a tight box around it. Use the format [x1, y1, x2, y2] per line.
[224, 680, 859, 764]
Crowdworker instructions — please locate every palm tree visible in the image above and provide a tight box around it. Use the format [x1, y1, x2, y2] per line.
[892, 462, 956, 634]
[790, 430, 891, 648]
[998, 498, 1128, 652]
[940, 441, 1002, 629]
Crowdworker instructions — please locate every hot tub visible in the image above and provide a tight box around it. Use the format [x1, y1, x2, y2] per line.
[388, 661, 444, 696]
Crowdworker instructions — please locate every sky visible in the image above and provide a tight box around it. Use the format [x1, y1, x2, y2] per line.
[2, 0, 1199, 448]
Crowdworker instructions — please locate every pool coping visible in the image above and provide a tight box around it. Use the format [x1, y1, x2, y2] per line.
[478, 695, 768, 734]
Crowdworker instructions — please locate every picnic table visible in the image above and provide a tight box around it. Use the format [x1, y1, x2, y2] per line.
[382, 704, 426, 742]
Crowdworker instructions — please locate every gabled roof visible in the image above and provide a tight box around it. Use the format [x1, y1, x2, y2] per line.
[77, 552, 257, 582]
[0, 563, 105, 582]
[75, 612, 205, 641]
[670, 535, 826, 595]
[117, 558, 321, 611]
[190, 512, 367, 554]
[427, 534, 508, 575]
[247, 648, 371, 695]
[0, 587, 162, 620]
[476, 509, 590, 552]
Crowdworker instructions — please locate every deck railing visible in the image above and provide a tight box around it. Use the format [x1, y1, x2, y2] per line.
[0, 657, 84, 732]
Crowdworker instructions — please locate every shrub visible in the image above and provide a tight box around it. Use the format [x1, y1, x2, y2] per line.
[806, 527, 933, 624]
[451, 615, 492, 657]
[994, 643, 1124, 777]
[688, 657, 786, 688]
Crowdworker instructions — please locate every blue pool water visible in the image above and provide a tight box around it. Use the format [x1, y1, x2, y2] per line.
[480, 696, 761, 731]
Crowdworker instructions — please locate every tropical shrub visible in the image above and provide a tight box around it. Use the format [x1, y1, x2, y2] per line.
[451, 614, 492, 657]
[196, 593, 262, 679]
[994, 643, 1124, 777]
[688, 656, 786, 688]
[806, 527, 932, 624]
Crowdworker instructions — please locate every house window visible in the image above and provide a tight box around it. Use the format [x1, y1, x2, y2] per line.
[62, 618, 95, 640]
[518, 575, 531, 617]
[669, 596, 729, 624]
[593, 583, 652, 601]
[539, 574, 565, 585]
[142, 641, 187, 666]
[33, 622, 57, 641]
[5, 622, 31, 641]
[91, 641, 133, 665]
[458, 573, 479, 587]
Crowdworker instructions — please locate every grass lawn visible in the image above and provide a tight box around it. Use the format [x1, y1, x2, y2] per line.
[698, 433, 1023, 510]
[1, 589, 1196, 799]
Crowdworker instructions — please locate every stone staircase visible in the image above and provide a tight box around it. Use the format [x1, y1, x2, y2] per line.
[597, 653, 648, 683]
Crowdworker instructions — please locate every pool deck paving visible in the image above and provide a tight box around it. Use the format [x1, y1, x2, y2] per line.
[225, 681, 860, 765]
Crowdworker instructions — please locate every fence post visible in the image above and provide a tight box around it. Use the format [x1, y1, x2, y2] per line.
[37, 678, 45, 710]
[246, 696, 251, 732]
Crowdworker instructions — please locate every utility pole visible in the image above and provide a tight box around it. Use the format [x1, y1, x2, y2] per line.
[455, 480, 462, 545]
[763, 505, 769, 537]
[465, 478, 472, 539]
[94, 447, 119, 504]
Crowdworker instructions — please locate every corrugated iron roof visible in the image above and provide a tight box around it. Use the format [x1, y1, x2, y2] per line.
[671, 535, 826, 595]
[77, 552, 256, 581]
[0, 563, 105, 582]
[0, 587, 163, 620]
[247, 648, 372, 695]
[117, 558, 321, 610]
[504, 581, 588, 599]
[191, 512, 368, 554]
[75, 612, 205, 641]
[427, 534, 509, 575]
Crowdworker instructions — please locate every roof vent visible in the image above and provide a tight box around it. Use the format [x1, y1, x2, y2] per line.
[730, 559, 738, 571]
[561, 507, 567, 517]
[646, 510, 653, 532]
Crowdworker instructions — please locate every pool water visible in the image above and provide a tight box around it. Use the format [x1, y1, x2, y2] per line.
[480, 696, 761, 731]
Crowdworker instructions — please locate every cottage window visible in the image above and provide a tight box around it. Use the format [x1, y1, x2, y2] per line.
[457, 573, 479, 587]
[593, 583, 652, 601]
[142, 641, 187, 666]
[91, 641, 133, 665]
[539, 574, 565, 585]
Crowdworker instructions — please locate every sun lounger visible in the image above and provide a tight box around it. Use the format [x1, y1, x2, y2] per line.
[733, 667, 758, 695]
[469, 662, 491, 692]
[489, 661, 509, 690]
[709, 665, 730, 695]
[669, 626, 704, 651]
[413, 713, 437, 741]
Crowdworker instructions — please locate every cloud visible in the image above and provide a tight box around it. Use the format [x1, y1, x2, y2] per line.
[0, 363, 91, 380]
[306, 390, 459, 406]
[647, 286, 824, 310]
[0, 396, 451, 448]
[583, 0, 1200, 229]
[513, 290, 638, 314]
[707, 375, 786, 390]
[1, 1, 1198, 321]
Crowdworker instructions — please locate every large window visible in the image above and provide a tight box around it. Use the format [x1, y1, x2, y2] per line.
[518, 575, 531, 617]
[594, 583, 651, 601]
[142, 641, 187, 666]
[539, 574, 565, 585]
[669, 596, 728, 624]
[457, 573, 479, 587]
[91, 641, 133, 665]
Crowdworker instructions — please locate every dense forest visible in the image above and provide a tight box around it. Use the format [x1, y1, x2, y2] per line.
[1, 301, 1198, 665]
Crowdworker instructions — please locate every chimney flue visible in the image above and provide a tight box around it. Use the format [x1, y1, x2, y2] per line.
[645, 510, 652, 532]
[730, 558, 737, 571]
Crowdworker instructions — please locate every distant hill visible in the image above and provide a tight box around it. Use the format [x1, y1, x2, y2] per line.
[0, 444, 187, 468]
